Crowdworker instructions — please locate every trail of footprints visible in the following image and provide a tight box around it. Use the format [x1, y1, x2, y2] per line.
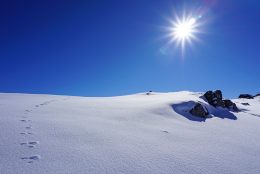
[19, 100, 57, 163]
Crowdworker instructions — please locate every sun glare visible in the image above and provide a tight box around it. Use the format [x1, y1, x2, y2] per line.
[170, 16, 198, 50]
[174, 18, 196, 40]
[164, 13, 202, 54]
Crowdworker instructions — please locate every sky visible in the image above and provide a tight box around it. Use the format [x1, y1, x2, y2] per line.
[0, 0, 260, 98]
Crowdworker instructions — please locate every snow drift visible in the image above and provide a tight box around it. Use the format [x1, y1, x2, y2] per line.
[0, 91, 259, 174]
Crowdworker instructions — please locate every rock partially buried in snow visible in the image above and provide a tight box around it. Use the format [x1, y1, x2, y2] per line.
[255, 93, 260, 97]
[190, 103, 209, 118]
[241, 102, 250, 106]
[203, 90, 238, 111]
[239, 94, 254, 99]
[146, 91, 153, 95]
[223, 99, 239, 111]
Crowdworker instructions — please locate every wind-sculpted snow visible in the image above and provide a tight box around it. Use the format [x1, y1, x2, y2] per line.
[0, 92, 259, 174]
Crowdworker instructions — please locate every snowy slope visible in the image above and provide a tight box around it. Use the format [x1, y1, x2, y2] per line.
[0, 91, 259, 174]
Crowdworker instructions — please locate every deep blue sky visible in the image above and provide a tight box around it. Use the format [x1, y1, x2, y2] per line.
[0, 0, 259, 98]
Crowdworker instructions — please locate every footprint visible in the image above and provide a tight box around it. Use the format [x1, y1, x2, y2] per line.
[20, 141, 39, 148]
[162, 130, 169, 133]
[26, 126, 32, 129]
[28, 141, 39, 145]
[20, 119, 31, 122]
[20, 132, 33, 135]
[21, 155, 41, 163]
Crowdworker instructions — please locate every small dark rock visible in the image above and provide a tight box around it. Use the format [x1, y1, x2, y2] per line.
[223, 99, 239, 111]
[239, 94, 254, 99]
[146, 91, 153, 95]
[254, 93, 260, 97]
[223, 100, 234, 108]
[190, 103, 209, 118]
[241, 103, 250, 106]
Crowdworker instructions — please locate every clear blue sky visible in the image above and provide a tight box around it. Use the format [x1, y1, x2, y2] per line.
[0, 0, 259, 98]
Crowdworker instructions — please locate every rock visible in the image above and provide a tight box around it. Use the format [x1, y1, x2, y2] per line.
[203, 90, 239, 111]
[241, 103, 250, 106]
[223, 100, 234, 108]
[203, 90, 223, 107]
[239, 94, 254, 99]
[223, 100, 239, 111]
[215, 100, 225, 107]
[146, 91, 153, 95]
[203, 90, 215, 105]
[254, 93, 260, 97]
[190, 103, 209, 118]
[215, 90, 223, 100]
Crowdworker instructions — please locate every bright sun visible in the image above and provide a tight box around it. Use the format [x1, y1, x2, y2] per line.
[173, 18, 196, 40]
[165, 14, 201, 53]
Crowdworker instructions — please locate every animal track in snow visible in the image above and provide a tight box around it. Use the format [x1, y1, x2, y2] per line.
[21, 155, 41, 163]
[39, 100, 56, 106]
[20, 119, 31, 122]
[28, 141, 39, 145]
[20, 132, 33, 135]
[20, 141, 39, 148]
[26, 126, 32, 129]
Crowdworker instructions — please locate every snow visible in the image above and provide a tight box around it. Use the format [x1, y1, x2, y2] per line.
[0, 91, 259, 174]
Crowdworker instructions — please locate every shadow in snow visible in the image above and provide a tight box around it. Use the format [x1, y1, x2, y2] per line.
[171, 101, 207, 122]
[171, 101, 237, 122]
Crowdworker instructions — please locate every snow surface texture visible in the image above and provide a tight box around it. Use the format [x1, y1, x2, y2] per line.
[0, 91, 259, 174]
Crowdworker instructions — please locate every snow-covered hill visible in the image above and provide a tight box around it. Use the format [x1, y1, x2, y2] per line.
[0, 91, 259, 174]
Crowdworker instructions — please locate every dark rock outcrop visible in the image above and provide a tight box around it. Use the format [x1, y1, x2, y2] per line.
[203, 90, 239, 111]
[239, 94, 254, 99]
[203, 90, 224, 107]
[190, 103, 209, 118]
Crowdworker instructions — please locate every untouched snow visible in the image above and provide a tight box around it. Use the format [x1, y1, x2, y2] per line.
[0, 91, 259, 174]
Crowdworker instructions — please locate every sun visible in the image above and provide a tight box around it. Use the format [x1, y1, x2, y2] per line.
[169, 16, 199, 51]
[173, 17, 196, 40]
[163, 13, 201, 54]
